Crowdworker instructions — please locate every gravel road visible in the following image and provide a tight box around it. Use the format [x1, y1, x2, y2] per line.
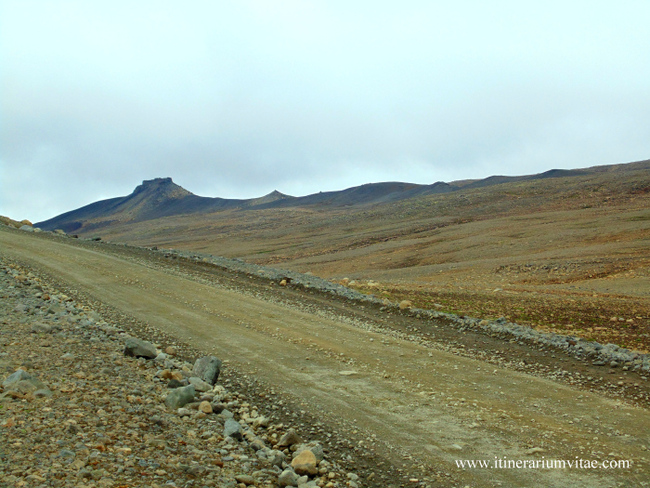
[1, 226, 649, 488]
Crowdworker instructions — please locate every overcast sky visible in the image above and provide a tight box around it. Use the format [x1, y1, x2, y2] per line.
[2, 1, 650, 223]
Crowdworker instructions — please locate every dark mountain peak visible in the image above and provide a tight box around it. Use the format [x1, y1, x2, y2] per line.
[132, 177, 192, 199]
[247, 189, 294, 207]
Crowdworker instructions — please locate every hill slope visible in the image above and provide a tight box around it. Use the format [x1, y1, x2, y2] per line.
[36, 161, 640, 233]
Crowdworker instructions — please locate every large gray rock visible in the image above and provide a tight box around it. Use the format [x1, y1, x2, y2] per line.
[276, 428, 302, 447]
[164, 385, 195, 409]
[224, 418, 243, 441]
[192, 356, 222, 385]
[3, 369, 47, 394]
[277, 468, 299, 487]
[3, 369, 33, 388]
[124, 337, 157, 359]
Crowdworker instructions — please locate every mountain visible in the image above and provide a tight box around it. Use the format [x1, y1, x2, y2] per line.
[35, 178, 451, 233]
[35, 159, 650, 234]
[35, 178, 288, 233]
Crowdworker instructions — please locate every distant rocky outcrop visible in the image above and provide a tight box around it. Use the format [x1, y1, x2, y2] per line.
[0, 216, 30, 229]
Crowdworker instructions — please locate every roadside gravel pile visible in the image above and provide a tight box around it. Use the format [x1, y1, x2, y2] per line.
[159, 247, 650, 374]
[0, 261, 355, 488]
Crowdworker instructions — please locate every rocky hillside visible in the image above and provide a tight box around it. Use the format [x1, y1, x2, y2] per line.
[0, 261, 360, 488]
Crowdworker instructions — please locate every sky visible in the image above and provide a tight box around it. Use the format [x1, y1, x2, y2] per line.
[2, 1, 650, 223]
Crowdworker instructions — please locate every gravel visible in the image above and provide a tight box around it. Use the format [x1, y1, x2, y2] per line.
[0, 261, 355, 487]
[160, 247, 650, 374]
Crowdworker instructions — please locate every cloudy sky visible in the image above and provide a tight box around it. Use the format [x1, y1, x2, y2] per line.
[2, 1, 650, 222]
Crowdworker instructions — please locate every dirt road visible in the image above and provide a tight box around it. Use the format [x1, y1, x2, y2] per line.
[1, 228, 648, 487]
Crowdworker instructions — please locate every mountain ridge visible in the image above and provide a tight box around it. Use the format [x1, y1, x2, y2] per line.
[35, 159, 650, 234]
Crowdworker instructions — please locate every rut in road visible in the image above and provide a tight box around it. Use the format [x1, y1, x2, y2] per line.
[1, 229, 648, 488]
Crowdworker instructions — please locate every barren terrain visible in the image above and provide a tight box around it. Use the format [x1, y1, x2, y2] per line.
[2, 227, 649, 487]
[77, 162, 650, 353]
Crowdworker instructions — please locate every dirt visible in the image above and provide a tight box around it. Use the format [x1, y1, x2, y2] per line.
[2, 228, 649, 487]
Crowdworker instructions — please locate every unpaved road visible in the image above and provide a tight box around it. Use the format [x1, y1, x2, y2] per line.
[1, 228, 649, 487]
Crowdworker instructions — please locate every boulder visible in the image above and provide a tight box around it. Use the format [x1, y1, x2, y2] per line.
[192, 356, 222, 385]
[124, 337, 157, 359]
[3, 369, 48, 395]
[276, 428, 302, 447]
[164, 385, 195, 409]
[3, 369, 33, 388]
[278, 468, 300, 487]
[224, 418, 243, 441]
[291, 449, 318, 476]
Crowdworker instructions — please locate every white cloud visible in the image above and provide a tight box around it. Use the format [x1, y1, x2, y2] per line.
[1, 1, 650, 221]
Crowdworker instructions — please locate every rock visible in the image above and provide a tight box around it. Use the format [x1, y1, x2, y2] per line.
[158, 369, 173, 380]
[211, 402, 226, 414]
[278, 468, 300, 487]
[526, 447, 545, 455]
[164, 385, 195, 409]
[30, 323, 53, 333]
[177, 408, 192, 417]
[252, 415, 270, 428]
[123, 337, 157, 359]
[224, 418, 243, 441]
[235, 474, 255, 485]
[189, 376, 213, 392]
[276, 428, 302, 447]
[3, 369, 33, 388]
[19, 225, 34, 232]
[176, 408, 193, 417]
[3, 369, 46, 394]
[250, 438, 266, 451]
[199, 400, 213, 414]
[297, 480, 317, 488]
[219, 408, 234, 419]
[294, 442, 324, 463]
[192, 356, 222, 385]
[167, 378, 187, 389]
[291, 449, 318, 476]
[399, 300, 413, 310]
